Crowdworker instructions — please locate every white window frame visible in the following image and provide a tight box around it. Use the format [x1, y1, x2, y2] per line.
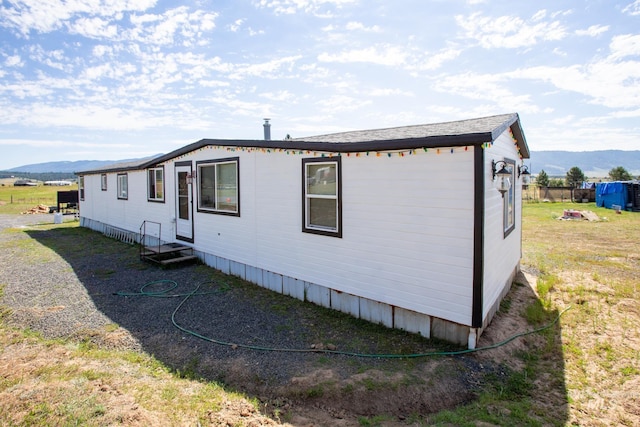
[147, 167, 165, 202]
[117, 173, 128, 200]
[196, 157, 239, 216]
[101, 174, 107, 191]
[302, 157, 342, 237]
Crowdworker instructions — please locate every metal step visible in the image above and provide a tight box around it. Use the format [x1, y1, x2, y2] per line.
[158, 254, 198, 265]
[142, 243, 191, 255]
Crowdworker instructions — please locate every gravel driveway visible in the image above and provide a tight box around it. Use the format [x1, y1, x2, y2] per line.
[0, 214, 329, 386]
[0, 215, 482, 421]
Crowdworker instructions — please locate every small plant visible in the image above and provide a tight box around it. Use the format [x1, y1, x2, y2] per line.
[305, 384, 324, 398]
[358, 415, 390, 426]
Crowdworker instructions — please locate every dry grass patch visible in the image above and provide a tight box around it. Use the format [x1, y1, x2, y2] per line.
[522, 203, 640, 427]
[0, 327, 275, 426]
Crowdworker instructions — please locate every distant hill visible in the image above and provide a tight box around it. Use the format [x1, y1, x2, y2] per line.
[3, 155, 162, 175]
[3, 150, 640, 178]
[5, 160, 131, 174]
[528, 150, 640, 177]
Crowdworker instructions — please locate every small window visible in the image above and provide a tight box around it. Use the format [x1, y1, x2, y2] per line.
[196, 157, 239, 215]
[79, 176, 85, 201]
[101, 174, 107, 191]
[147, 167, 164, 202]
[117, 173, 128, 200]
[503, 158, 516, 237]
[302, 157, 341, 237]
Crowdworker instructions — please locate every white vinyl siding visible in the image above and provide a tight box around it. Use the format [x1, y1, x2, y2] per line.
[483, 130, 524, 323]
[79, 134, 523, 330]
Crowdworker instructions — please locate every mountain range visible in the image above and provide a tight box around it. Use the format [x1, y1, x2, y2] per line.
[4, 150, 640, 178]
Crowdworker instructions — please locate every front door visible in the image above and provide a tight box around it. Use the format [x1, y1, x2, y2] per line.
[175, 162, 194, 242]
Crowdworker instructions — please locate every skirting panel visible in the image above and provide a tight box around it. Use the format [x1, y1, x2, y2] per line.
[80, 218, 475, 348]
[193, 249, 474, 347]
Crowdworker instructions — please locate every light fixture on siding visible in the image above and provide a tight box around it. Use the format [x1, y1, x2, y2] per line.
[186, 172, 196, 184]
[518, 164, 531, 184]
[492, 160, 512, 197]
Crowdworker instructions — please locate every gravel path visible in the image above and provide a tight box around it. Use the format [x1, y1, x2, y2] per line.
[0, 216, 452, 389]
[0, 215, 485, 424]
[0, 215, 328, 388]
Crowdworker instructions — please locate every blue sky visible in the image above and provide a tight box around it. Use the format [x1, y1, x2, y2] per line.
[1, 0, 639, 170]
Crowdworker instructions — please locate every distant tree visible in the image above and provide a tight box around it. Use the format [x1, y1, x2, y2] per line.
[536, 169, 550, 187]
[549, 178, 565, 187]
[608, 166, 632, 181]
[566, 166, 586, 188]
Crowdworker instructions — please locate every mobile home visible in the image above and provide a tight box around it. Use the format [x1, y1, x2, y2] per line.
[77, 113, 530, 348]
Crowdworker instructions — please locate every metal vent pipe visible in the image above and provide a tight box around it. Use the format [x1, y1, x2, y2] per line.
[263, 118, 271, 141]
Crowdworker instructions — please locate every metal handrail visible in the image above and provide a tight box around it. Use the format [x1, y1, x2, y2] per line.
[139, 220, 162, 260]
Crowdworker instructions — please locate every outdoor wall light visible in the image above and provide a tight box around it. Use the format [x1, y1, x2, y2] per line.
[186, 172, 196, 185]
[518, 164, 531, 184]
[492, 160, 512, 197]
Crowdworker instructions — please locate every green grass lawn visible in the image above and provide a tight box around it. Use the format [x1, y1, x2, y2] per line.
[0, 182, 78, 214]
[1, 190, 638, 426]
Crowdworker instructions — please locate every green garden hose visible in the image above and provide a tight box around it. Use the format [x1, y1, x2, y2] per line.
[116, 280, 570, 358]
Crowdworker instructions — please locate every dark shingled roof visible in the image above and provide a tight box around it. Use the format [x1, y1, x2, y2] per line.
[75, 157, 157, 175]
[77, 113, 528, 174]
[296, 113, 519, 143]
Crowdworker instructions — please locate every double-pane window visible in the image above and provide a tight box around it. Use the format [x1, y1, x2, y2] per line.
[147, 167, 164, 201]
[303, 157, 341, 237]
[117, 173, 128, 200]
[197, 158, 239, 215]
[503, 159, 516, 237]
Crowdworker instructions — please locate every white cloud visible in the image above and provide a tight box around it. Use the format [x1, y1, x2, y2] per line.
[455, 11, 568, 48]
[552, 47, 567, 56]
[434, 72, 541, 113]
[248, 27, 265, 36]
[318, 45, 407, 66]
[69, 16, 118, 38]
[622, 0, 640, 16]
[368, 88, 414, 97]
[228, 18, 244, 32]
[92, 44, 114, 57]
[259, 90, 297, 102]
[81, 62, 137, 81]
[0, 138, 132, 149]
[128, 7, 218, 46]
[575, 25, 609, 37]
[5, 55, 23, 67]
[209, 95, 270, 117]
[609, 34, 640, 59]
[507, 48, 640, 109]
[230, 55, 302, 79]
[316, 94, 372, 113]
[345, 21, 381, 32]
[413, 48, 461, 71]
[254, 0, 357, 16]
[0, 0, 157, 36]
[531, 10, 547, 21]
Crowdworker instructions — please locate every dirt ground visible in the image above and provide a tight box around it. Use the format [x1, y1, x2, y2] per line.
[1, 263, 544, 427]
[0, 215, 571, 425]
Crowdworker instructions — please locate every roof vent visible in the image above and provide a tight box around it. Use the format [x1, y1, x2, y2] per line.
[263, 118, 271, 141]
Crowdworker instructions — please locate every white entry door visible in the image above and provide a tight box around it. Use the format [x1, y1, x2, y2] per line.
[175, 162, 194, 242]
